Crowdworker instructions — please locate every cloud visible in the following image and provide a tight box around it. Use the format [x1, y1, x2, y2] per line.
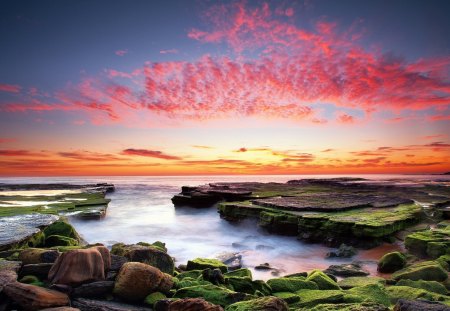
[321, 148, 334, 152]
[0, 149, 43, 156]
[121, 148, 182, 160]
[337, 113, 355, 124]
[0, 84, 21, 93]
[420, 134, 446, 140]
[192, 145, 214, 149]
[0, 138, 15, 144]
[160, 49, 179, 54]
[115, 49, 128, 56]
[58, 151, 123, 162]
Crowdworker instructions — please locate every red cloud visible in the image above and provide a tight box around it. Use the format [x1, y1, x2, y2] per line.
[58, 151, 123, 162]
[0, 84, 21, 93]
[337, 113, 355, 124]
[0, 150, 42, 156]
[121, 148, 182, 160]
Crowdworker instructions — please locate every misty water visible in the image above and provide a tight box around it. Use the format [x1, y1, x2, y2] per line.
[1, 174, 449, 280]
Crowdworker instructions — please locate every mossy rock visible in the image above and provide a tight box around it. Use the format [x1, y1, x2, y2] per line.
[144, 292, 167, 307]
[50, 245, 82, 252]
[386, 285, 446, 304]
[306, 270, 341, 290]
[395, 279, 448, 295]
[226, 277, 271, 296]
[224, 268, 252, 279]
[176, 270, 203, 280]
[137, 241, 168, 253]
[377, 252, 406, 273]
[173, 284, 253, 307]
[45, 235, 79, 247]
[19, 275, 40, 284]
[437, 255, 450, 271]
[273, 292, 300, 304]
[300, 302, 390, 311]
[293, 289, 344, 308]
[43, 221, 79, 241]
[427, 242, 450, 259]
[267, 277, 318, 292]
[224, 296, 288, 311]
[338, 276, 386, 289]
[186, 258, 228, 273]
[392, 261, 448, 282]
[405, 228, 450, 258]
[176, 277, 211, 289]
[345, 284, 390, 306]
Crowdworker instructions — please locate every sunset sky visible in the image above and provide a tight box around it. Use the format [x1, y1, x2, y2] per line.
[0, 0, 449, 176]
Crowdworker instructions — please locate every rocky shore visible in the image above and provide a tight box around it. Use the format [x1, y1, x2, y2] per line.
[0, 179, 449, 310]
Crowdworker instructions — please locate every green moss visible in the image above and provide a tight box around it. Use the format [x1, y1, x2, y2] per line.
[273, 292, 300, 304]
[386, 285, 446, 303]
[224, 268, 252, 279]
[45, 235, 78, 247]
[377, 252, 406, 273]
[306, 270, 341, 290]
[346, 284, 390, 306]
[144, 292, 167, 307]
[338, 277, 386, 289]
[226, 277, 271, 296]
[437, 255, 450, 271]
[395, 279, 448, 295]
[224, 296, 288, 311]
[392, 261, 448, 282]
[267, 277, 318, 292]
[186, 258, 228, 273]
[176, 277, 211, 289]
[19, 275, 40, 284]
[405, 227, 450, 258]
[176, 270, 203, 280]
[173, 284, 252, 307]
[299, 302, 391, 311]
[43, 221, 79, 241]
[50, 245, 82, 252]
[293, 289, 344, 308]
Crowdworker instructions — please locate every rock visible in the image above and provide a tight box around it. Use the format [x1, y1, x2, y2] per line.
[176, 269, 203, 280]
[18, 248, 60, 265]
[377, 252, 406, 273]
[405, 228, 450, 258]
[338, 276, 386, 289]
[323, 263, 370, 277]
[305, 270, 341, 290]
[225, 277, 272, 296]
[111, 243, 174, 274]
[386, 286, 444, 303]
[326, 244, 357, 258]
[254, 263, 273, 270]
[393, 299, 450, 311]
[224, 268, 252, 279]
[144, 291, 166, 307]
[267, 277, 318, 292]
[48, 248, 107, 285]
[43, 221, 80, 242]
[45, 235, 79, 247]
[395, 279, 448, 295]
[284, 272, 308, 278]
[72, 298, 151, 311]
[307, 302, 390, 311]
[294, 289, 344, 308]
[4, 281, 69, 310]
[392, 261, 448, 282]
[154, 298, 224, 311]
[40, 308, 80, 311]
[20, 263, 53, 280]
[215, 252, 242, 270]
[202, 268, 225, 285]
[173, 284, 252, 307]
[346, 284, 391, 307]
[273, 292, 300, 304]
[110, 254, 127, 271]
[0, 260, 21, 273]
[113, 262, 173, 302]
[186, 258, 228, 273]
[225, 296, 288, 311]
[72, 280, 114, 298]
[0, 270, 17, 290]
[90, 246, 111, 271]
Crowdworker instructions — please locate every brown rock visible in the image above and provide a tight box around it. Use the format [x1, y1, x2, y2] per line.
[72, 280, 114, 298]
[20, 263, 54, 280]
[4, 281, 69, 310]
[48, 248, 105, 285]
[91, 246, 111, 271]
[0, 260, 21, 273]
[0, 270, 17, 290]
[40, 308, 80, 311]
[73, 298, 151, 310]
[155, 298, 224, 311]
[113, 262, 173, 302]
[19, 248, 60, 265]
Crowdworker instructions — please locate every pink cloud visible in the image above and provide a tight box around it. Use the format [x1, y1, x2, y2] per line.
[337, 113, 355, 124]
[160, 49, 179, 54]
[0, 84, 21, 93]
[121, 148, 182, 160]
[115, 49, 128, 56]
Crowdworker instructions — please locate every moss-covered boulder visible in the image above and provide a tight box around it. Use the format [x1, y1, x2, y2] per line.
[377, 252, 406, 273]
[395, 279, 448, 295]
[273, 292, 300, 304]
[302, 302, 390, 311]
[224, 268, 252, 279]
[144, 291, 167, 307]
[186, 258, 228, 273]
[338, 276, 386, 289]
[293, 289, 344, 308]
[176, 277, 211, 289]
[225, 296, 288, 311]
[437, 255, 450, 271]
[345, 284, 390, 306]
[45, 235, 79, 247]
[18, 248, 59, 265]
[306, 270, 341, 290]
[173, 284, 252, 307]
[405, 227, 450, 259]
[392, 261, 448, 282]
[386, 285, 446, 304]
[226, 277, 271, 296]
[43, 221, 79, 241]
[176, 269, 203, 280]
[267, 277, 318, 292]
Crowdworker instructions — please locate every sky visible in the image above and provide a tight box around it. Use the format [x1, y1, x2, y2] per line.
[0, 0, 449, 176]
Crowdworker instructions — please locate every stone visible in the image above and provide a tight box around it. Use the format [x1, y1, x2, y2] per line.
[45, 235, 79, 247]
[144, 291, 166, 307]
[110, 254, 127, 271]
[393, 299, 450, 311]
[48, 248, 107, 285]
[186, 258, 228, 273]
[307, 302, 390, 311]
[338, 276, 386, 289]
[377, 252, 406, 273]
[40, 308, 80, 311]
[72, 298, 151, 311]
[0, 260, 21, 273]
[20, 263, 53, 280]
[43, 221, 80, 241]
[202, 268, 226, 285]
[326, 244, 357, 258]
[72, 280, 114, 298]
[225, 296, 288, 310]
[323, 263, 370, 277]
[18, 248, 60, 265]
[215, 252, 242, 270]
[395, 279, 448, 295]
[155, 298, 224, 311]
[267, 277, 318, 292]
[113, 262, 173, 302]
[294, 289, 344, 308]
[305, 270, 341, 290]
[0, 270, 17, 290]
[173, 284, 252, 307]
[4, 281, 69, 310]
[91, 246, 111, 271]
[392, 261, 448, 282]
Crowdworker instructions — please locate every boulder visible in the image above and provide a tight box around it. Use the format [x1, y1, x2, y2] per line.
[110, 254, 128, 271]
[144, 291, 166, 307]
[20, 263, 54, 280]
[267, 277, 318, 292]
[18, 248, 59, 265]
[4, 281, 69, 310]
[323, 263, 370, 277]
[48, 248, 107, 285]
[0, 260, 21, 273]
[43, 221, 80, 241]
[173, 284, 252, 307]
[392, 261, 448, 282]
[186, 258, 228, 273]
[225, 296, 288, 310]
[155, 298, 224, 311]
[45, 235, 79, 247]
[215, 252, 242, 271]
[91, 246, 111, 271]
[72, 280, 114, 298]
[346, 284, 391, 307]
[113, 262, 173, 302]
[395, 279, 448, 295]
[226, 277, 272, 296]
[338, 276, 386, 289]
[39, 308, 80, 311]
[294, 289, 343, 308]
[305, 270, 341, 290]
[326, 244, 357, 258]
[393, 299, 450, 311]
[386, 286, 445, 304]
[0, 270, 17, 290]
[73, 298, 151, 311]
[307, 302, 390, 311]
[377, 252, 406, 273]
